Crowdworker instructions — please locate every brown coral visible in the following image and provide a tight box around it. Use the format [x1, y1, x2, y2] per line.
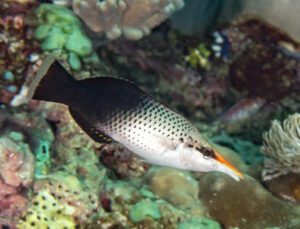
[198, 173, 300, 229]
[72, 0, 184, 40]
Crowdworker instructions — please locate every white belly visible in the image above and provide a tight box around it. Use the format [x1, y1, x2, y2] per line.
[111, 128, 185, 169]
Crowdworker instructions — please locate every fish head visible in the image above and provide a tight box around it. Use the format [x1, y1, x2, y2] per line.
[178, 143, 243, 181]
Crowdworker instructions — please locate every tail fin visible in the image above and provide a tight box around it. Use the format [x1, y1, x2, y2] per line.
[27, 56, 78, 105]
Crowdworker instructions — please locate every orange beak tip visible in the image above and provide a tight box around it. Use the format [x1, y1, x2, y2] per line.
[215, 151, 244, 181]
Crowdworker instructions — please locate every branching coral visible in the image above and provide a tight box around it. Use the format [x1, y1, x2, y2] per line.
[261, 113, 300, 180]
[72, 0, 184, 40]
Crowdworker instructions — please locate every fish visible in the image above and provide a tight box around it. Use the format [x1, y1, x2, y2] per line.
[27, 56, 243, 181]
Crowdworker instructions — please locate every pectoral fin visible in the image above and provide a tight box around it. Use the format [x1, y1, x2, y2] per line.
[69, 107, 113, 143]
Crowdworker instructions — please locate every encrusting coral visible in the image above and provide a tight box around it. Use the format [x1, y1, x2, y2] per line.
[261, 113, 300, 181]
[18, 190, 77, 229]
[72, 0, 184, 40]
[32, 172, 101, 224]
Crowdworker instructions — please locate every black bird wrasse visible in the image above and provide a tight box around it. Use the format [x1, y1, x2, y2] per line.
[27, 56, 243, 181]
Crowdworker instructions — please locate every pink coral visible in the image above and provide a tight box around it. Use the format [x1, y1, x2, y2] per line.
[0, 138, 34, 226]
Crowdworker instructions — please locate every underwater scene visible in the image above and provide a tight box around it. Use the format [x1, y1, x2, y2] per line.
[2, 0, 300, 228]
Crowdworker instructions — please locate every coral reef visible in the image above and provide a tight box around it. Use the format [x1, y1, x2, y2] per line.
[72, 0, 184, 40]
[0, 107, 55, 177]
[261, 113, 300, 181]
[2, 0, 300, 228]
[0, 103, 105, 227]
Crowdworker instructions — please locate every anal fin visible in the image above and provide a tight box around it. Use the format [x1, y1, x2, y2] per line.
[69, 107, 113, 144]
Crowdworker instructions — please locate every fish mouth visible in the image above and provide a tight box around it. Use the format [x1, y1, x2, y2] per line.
[214, 150, 244, 181]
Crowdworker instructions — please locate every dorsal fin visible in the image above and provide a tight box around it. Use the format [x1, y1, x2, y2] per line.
[68, 107, 113, 144]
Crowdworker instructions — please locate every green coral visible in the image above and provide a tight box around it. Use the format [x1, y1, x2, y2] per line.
[177, 218, 222, 229]
[185, 44, 211, 69]
[35, 4, 93, 70]
[18, 190, 76, 229]
[68, 52, 82, 71]
[129, 199, 162, 223]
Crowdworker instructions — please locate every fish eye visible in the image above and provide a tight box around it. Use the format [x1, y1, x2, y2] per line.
[201, 147, 215, 159]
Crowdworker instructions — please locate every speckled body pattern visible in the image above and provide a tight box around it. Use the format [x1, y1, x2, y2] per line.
[101, 93, 204, 163]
